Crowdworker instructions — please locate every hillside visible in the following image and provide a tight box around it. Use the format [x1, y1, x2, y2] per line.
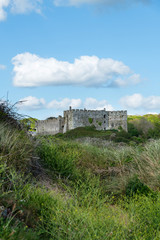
[1, 104, 160, 239]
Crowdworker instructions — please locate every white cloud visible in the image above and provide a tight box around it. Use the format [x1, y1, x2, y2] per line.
[0, 0, 10, 21]
[11, 0, 42, 14]
[17, 96, 114, 112]
[0, 0, 150, 21]
[120, 94, 160, 110]
[17, 96, 46, 110]
[113, 74, 141, 87]
[84, 97, 114, 110]
[48, 98, 82, 109]
[54, 0, 150, 7]
[12, 52, 141, 88]
[0, 64, 6, 69]
[0, 0, 42, 21]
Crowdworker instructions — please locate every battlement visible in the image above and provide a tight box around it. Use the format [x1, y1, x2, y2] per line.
[64, 106, 127, 114]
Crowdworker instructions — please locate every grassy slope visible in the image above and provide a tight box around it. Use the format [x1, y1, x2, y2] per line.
[55, 126, 117, 140]
[1, 112, 160, 239]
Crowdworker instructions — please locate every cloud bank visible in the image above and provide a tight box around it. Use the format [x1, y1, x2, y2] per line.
[12, 52, 141, 88]
[54, 0, 150, 7]
[17, 96, 114, 112]
[0, 0, 42, 21]
[120, 94, 160, 110]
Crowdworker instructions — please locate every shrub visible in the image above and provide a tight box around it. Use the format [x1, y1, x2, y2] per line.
[0, 100, 22, 129]
[128, 122, 142, 137]
[125, 175, 152, 197]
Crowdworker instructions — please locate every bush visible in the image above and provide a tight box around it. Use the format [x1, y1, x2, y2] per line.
[125, 175, 152, 197]
[0, 100, 21, 129]
[128, 122, 142, 137]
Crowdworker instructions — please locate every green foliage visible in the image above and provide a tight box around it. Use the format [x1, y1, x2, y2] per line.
[55, 126, 117, 140]
[54, 115, 160, 145]
[128, 122, 142, 137]
[37, 139, 80, 178]
[123, 194, 160, 239]
[98, 122, 102, 126]
[2, 106, 160, 239]
[88, 118, 93, 124]
[128, 113, 160, 124]
[21, 118, 38, 131]
[125, 176, 152, 197]
[0, 123, 33, 171]
[0, 122, 34, 171]
[0, 100, 21, 129]
[128, 114, 160, 141]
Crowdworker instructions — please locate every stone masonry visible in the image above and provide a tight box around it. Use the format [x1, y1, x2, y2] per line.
[35, 116, 64, 135]
[35, 107, 127, 135]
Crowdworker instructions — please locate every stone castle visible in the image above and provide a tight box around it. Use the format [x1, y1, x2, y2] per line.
[35, 107, 127, 135]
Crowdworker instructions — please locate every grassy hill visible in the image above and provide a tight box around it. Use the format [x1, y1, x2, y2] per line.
[1, 105, 160, 239]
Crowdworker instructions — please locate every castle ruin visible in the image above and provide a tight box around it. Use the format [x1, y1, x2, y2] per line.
[35, 107, 127, 135]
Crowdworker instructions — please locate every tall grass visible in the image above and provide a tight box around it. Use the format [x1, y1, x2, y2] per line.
[37, 138, 81, 179]
[0, 122, 34, 171]
[2, 103, 160, 239]
[131, 139, 160, 190]
[37, 136, 160, 194]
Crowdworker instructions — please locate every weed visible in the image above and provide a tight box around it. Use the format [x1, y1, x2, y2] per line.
[88, 118, 93, 124]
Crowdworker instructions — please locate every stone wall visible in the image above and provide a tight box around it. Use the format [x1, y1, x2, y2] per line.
[63, 108, 127, 132]
[108, 111, 127, 131]
[63, 110, 73, 133]
[36, 116, 64, 135]
[36, 108, 127, 135]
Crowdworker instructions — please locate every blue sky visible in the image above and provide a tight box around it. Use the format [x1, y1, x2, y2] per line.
[0, 0, 160, 119]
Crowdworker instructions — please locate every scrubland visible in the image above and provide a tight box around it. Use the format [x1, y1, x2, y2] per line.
[1, 104, 160, 239]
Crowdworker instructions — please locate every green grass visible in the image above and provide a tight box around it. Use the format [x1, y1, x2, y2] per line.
[0, 122, 34, 171]
[2, 106, 160, 239]
[55, 125, 117, 140]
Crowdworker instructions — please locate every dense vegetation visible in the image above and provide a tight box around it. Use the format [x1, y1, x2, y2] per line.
[1, 104, 160, 239]
[56, 114, 160, 144]
[20, 118, 37, 131]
